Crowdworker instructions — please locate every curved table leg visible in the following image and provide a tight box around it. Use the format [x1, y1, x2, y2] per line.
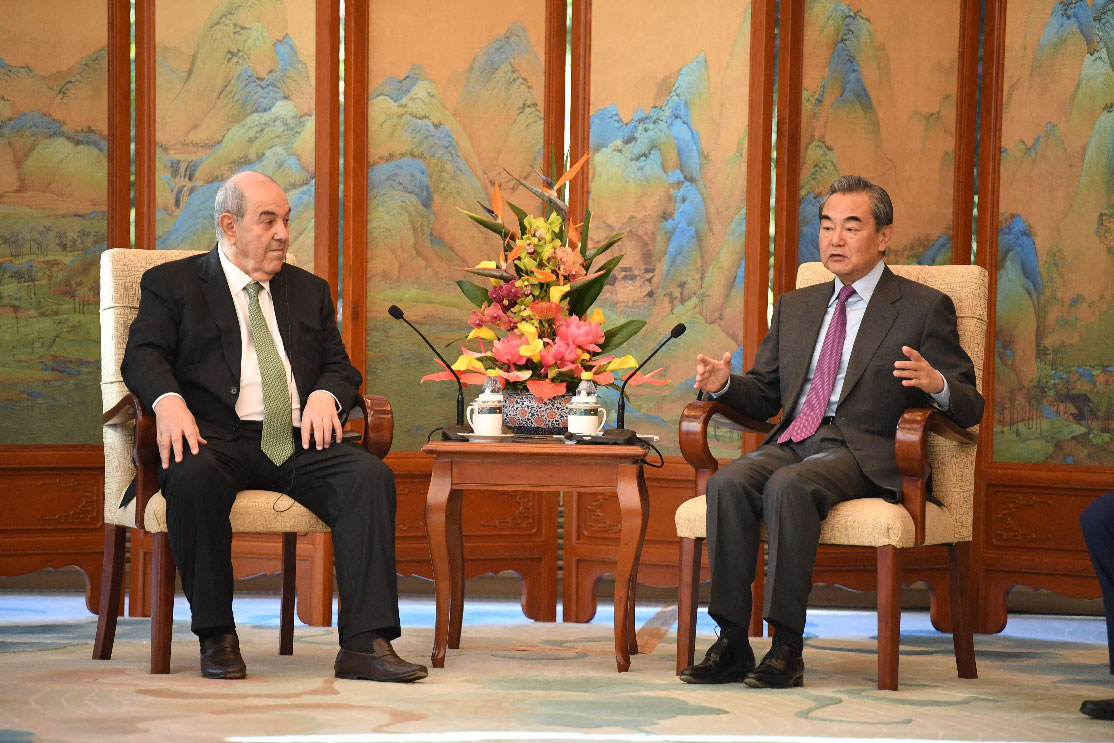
[424, 459, 460, 668]
[613, 462, 648, 672]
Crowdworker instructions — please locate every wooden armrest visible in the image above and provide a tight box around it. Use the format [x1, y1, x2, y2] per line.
[679, 399, 773, 473]
[354, 395, 393, 460]
[103, 392, 158, 530]
[895, 408, 978, 546]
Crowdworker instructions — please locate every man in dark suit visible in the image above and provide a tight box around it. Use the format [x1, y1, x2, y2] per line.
[682, 175, 984, 688]
[1081, 491, 1114, 720]
[121, 170, 426, 683]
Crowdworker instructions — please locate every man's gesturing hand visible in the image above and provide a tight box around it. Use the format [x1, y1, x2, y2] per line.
[694, 352, 732, 395]
[301, 390, 342, 450]
[893, 346, 945, 394]
[153, 395, 207, 469]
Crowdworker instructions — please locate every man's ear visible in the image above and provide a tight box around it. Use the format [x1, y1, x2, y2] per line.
[219, 213, 237, 243]
[877, 224, 894, 253]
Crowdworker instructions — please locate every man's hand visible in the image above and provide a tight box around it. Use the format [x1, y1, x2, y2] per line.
[893, 346, 945, 394]
[301, 390, 342, 450]
[152, 395, 207, 469]
[694, 352, 732, 395]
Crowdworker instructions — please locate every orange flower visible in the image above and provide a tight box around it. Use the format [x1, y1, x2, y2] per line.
[528, 301, 562, 320]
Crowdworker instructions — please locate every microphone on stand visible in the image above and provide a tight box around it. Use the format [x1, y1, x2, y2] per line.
[601, 323, 687, 444]
[388, 304, 470, 438]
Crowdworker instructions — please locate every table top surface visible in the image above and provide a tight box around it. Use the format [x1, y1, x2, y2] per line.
[421, 438, 648, 461]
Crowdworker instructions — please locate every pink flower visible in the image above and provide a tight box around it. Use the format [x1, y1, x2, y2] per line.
[538, 337, 581, 370]
[493, 332, 528, 366]
[556, 314, 605, 353]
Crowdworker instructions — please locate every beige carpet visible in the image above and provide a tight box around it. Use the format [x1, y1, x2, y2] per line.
[2, 610, 1113, 743]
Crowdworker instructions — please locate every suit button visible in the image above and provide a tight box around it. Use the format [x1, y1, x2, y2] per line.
[230, 386, 238, 395]
[232, 422, 240, 432]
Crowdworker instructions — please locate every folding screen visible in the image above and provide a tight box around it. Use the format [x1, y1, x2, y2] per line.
[991, 0, 1114, 465]
[151, 0, 317, 270]
[585, 0, 754, 454]
[361, 0, 552, 449]
[796, 0, 966, 266]
[0, 2, 109, 443]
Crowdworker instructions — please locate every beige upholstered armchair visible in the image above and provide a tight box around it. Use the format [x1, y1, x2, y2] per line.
[93, 248, 393, 673]
[674, 262, 987, 690]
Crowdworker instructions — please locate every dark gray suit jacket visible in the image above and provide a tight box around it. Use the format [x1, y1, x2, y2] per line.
[718, 265, 984, 496]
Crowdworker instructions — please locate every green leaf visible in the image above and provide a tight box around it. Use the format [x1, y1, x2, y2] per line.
[505, 170, 568, 218]
[456, 280, 490, 308]
[598, 319, 646, 354]
[459, 208, 516, 242]
[586, 232, 623, 267]
[567, 253, 623, 318]
[506, 201, 529, 236]
[461, 266, 516, 282]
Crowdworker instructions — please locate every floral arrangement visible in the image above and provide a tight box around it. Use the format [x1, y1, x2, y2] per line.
[421, 154, 668, 401]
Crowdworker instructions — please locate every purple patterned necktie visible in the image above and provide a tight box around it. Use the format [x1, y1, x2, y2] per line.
[778, 283, 856, 443]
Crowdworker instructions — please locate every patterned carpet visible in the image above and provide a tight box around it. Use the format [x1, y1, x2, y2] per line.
[1, 594, 1112, 743]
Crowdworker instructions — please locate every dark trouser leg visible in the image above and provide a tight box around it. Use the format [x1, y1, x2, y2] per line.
[706, 444, 798, 631]
[762, 424, 883, 635]
[1081, 490, 1114, 673]
[158, 439, 246, 635]
[272, 442, 401, 645]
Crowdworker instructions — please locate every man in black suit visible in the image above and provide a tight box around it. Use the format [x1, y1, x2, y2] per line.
[121, 170, 426, 682]
[682, 175, 984, 688]
[1081, 491, 1114, 720]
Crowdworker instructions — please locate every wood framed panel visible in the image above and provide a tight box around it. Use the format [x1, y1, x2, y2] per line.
[574, 0, 761, 456]
[348, 0, 564, 450]
[776, 0, 976, 282]
[972, 0, 1114, 630]
[126, 0, 341, 625]
[0, 0, 127, 607]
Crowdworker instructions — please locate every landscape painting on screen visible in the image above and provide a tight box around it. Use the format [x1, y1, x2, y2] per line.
[0, 2, 107, 443]
[363, 1, 548, 450]
[994, 0, 1114, 465]
[153, 0, 316, 268]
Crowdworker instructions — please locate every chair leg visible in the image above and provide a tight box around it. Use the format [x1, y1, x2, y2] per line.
[877, 545, 902, 691]
[150, 532, 175, 674]
[676, 537, 702, 675]
[93, 525, 127, 660]
[280, 533, 297, 656]
[948, 542, 977, 679]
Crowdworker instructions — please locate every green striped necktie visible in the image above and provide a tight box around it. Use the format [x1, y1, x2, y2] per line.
[245, 281, 294, 466]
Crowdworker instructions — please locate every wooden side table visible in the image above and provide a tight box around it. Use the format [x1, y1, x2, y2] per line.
[421, 440, 649, 672]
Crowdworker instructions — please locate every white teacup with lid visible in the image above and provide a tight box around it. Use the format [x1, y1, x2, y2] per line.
[466, 369, 505, 436]
[567, 371, 607, 435]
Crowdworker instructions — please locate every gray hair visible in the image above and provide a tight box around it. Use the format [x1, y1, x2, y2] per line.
[213, 179, 247, 241]
[819, 175, 893, 229]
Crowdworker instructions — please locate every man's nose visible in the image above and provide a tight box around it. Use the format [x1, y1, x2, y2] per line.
[275, 222, 289, 241]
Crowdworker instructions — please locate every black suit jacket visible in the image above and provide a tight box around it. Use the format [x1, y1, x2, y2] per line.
[119, 247, 361, 504]
[719, 265, 984, 496]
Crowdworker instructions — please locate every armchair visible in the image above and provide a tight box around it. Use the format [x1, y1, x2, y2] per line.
[92, 248, 393, 673]
[674, 262, 987, 690]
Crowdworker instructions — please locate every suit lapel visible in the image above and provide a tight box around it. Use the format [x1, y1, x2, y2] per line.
[199, 246, 242, 383]
[840, 266, 899, 402]
[270, 266, 300, 392]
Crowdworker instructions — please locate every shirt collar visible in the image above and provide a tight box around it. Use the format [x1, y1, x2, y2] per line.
[217, 244, 270, 297]
[830, 259, 885, 306]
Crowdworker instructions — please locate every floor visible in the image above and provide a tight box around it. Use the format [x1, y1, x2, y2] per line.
[0, 589, 1107, 644]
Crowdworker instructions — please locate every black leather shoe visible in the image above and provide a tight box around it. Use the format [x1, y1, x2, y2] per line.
[745, 641, 804, 688]
[680, 632, 755, 684]
[200, 633, 246, 679]
[1081, 698, 1114, 721]
[334, 638, 428, 683]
